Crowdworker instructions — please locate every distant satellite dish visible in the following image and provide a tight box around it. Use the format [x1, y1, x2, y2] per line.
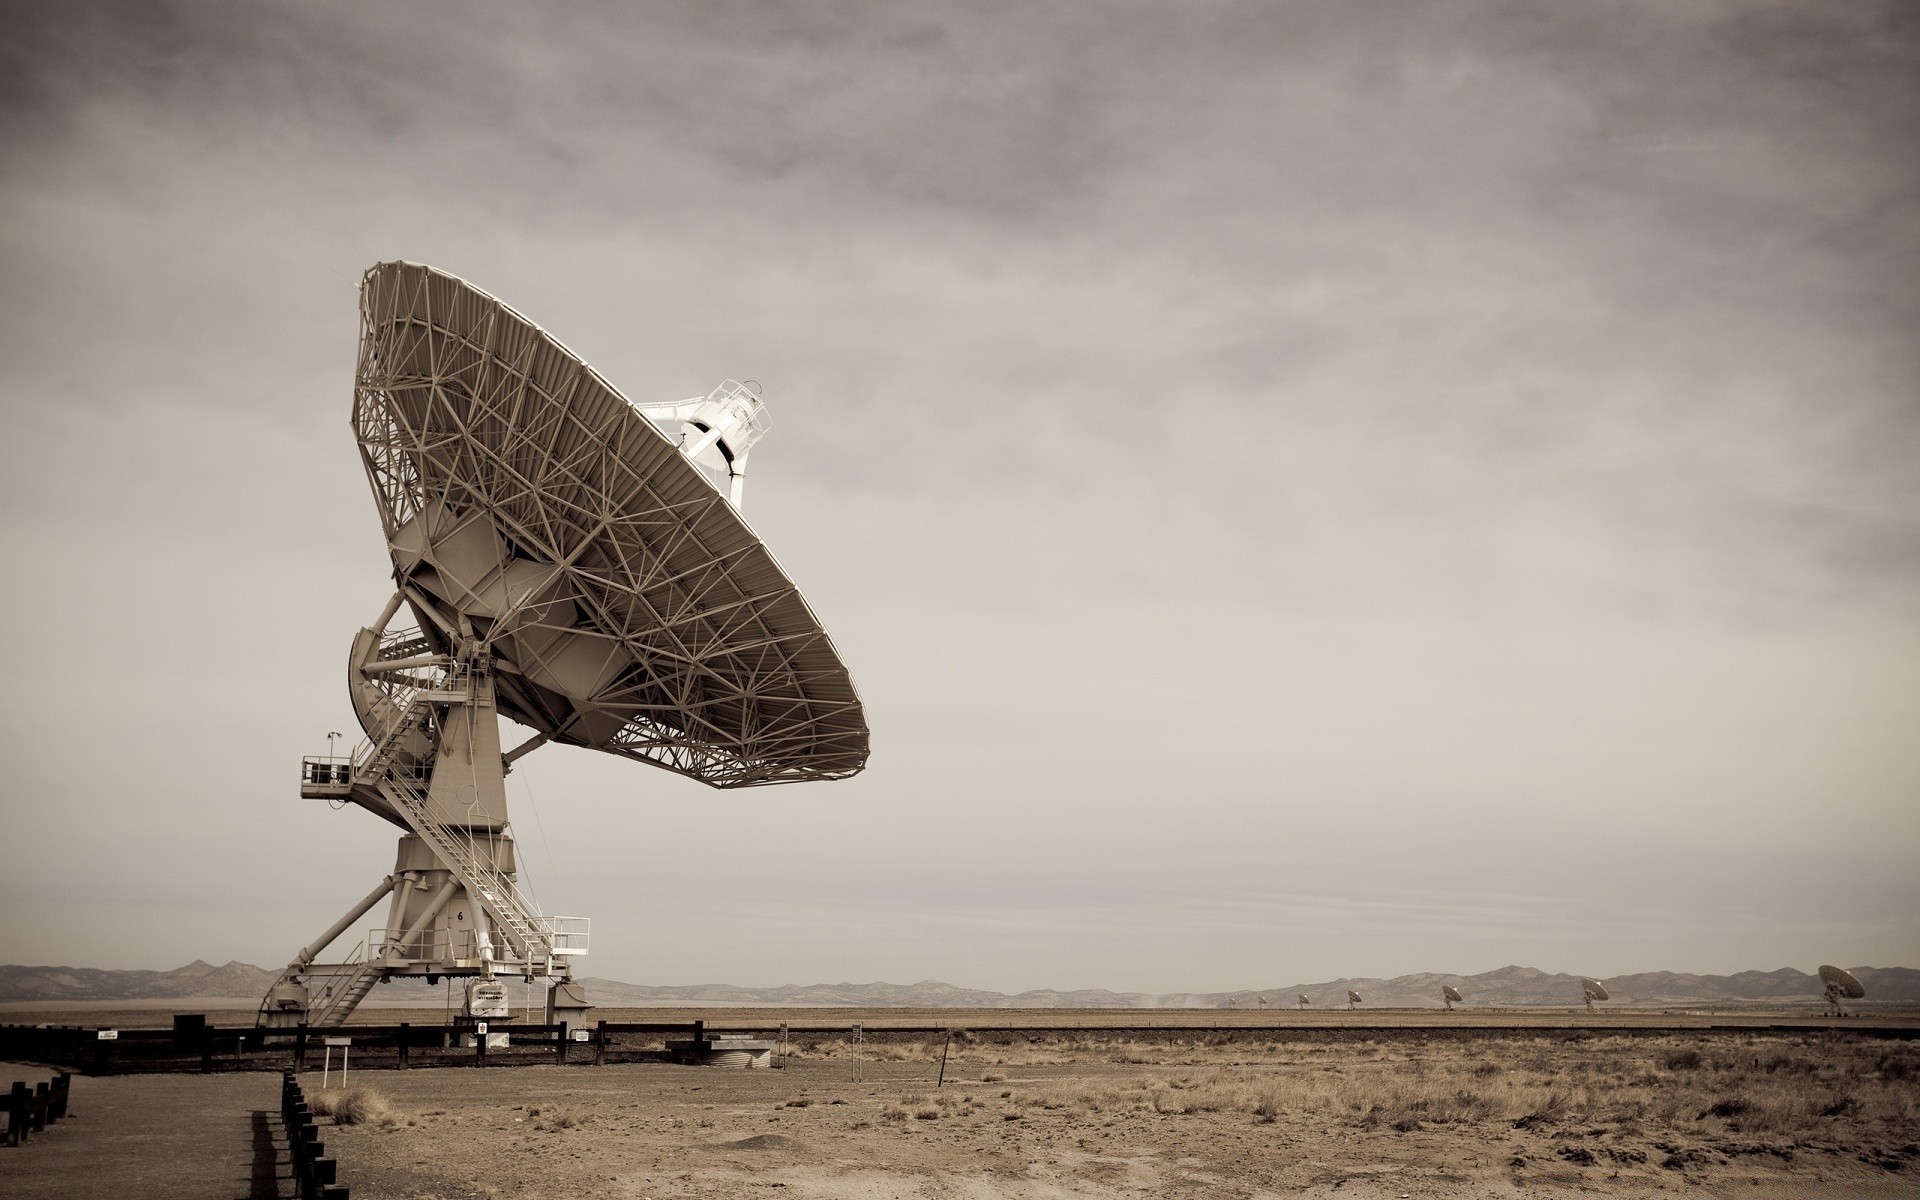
[1297, 994, 1309, 1009]
[1442, 984, 1463, 1011]
[1347, 989, 1362, 1009]
[1579, 977, 1609, 1008]
[1818, 965, 1865, 1016]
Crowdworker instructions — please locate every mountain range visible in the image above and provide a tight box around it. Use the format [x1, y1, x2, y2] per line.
[3, 961, 1914, 1007]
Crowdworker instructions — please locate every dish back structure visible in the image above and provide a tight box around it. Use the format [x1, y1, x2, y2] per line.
[1817, 964, 1865, 1015]
[260, 262, 868, 1029]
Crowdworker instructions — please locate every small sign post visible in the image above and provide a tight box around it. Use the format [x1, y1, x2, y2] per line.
[322, 1036, 351, 1088]
[95, 1030, 118, 1041]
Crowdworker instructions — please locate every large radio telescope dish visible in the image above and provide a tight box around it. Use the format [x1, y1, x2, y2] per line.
[1442, 984, 1463, 1010]
[1579, 977, 1609, 1008]
[1817, 965, 1865, 1016]
[261, 263, 868, 1030]
[354, 262, 867, 788]
[1347, 989, 1362, 1009]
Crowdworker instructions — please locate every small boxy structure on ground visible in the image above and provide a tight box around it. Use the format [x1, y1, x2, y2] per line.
[667, 1034, 773, 1069]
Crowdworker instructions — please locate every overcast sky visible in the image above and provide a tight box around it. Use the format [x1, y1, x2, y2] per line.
[2, 1, 1915, 994]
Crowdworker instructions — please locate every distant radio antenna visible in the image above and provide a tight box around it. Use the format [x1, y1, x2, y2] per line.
[1817, 965, 1865, 1017]
[1442, 984, 1463, 1012]
[1579, 977, 1609, 1009]
[1347, 989, 1362, 1010]
[1297, 994, 1309, 1009]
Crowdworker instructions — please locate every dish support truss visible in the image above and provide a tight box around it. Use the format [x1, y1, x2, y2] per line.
[259, 605, 588, 1029]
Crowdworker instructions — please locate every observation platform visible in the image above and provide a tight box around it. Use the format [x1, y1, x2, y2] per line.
[298, 758, 352, 801]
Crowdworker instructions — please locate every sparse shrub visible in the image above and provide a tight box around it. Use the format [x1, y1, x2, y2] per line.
[1663, 1049, 1703, 1071]
[1661, 1147, 1714, 1171]
[1874, 1053, 1915, 1083]
[309, 1087, 398, 1130]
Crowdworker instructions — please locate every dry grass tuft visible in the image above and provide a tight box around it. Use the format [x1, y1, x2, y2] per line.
[309, 1086, 400, 1130]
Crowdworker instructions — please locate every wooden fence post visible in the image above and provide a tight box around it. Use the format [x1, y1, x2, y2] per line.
[7, 1081, 28, 1146]
[398, 1023, 410, 1070]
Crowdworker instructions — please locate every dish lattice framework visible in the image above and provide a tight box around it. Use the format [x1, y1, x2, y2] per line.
[353, 262, 868, 788]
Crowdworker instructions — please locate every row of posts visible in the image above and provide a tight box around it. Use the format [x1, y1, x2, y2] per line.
[281, 1070, 348, 1200]
[5, 1072, 70, 1147]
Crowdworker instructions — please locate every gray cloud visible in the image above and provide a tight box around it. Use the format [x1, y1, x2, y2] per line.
[1, 1, 1914, 989]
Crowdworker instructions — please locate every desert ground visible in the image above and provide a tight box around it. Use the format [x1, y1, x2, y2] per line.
[5, 1009, 1917, 1198]
[324, 1028, 1920, 1199]
[316, 1027, 1920, 1199]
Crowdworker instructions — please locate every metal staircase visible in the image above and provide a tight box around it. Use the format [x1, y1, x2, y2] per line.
[307, 946, 382, 1029]
[371, 769, 560, 973]
[354, 667, 565, 976]
[262, 654, 585, 1031]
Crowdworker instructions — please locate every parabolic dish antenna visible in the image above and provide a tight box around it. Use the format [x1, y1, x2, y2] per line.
[1442, 984, 1463, 1011]
[260, 262, 868, 1029]
[1579, 977, 1609, 1008]
[1817, 965, 1866, 1016]
[1347, 989, 1362, 1009]
[1297, 994, 1309, 1009]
